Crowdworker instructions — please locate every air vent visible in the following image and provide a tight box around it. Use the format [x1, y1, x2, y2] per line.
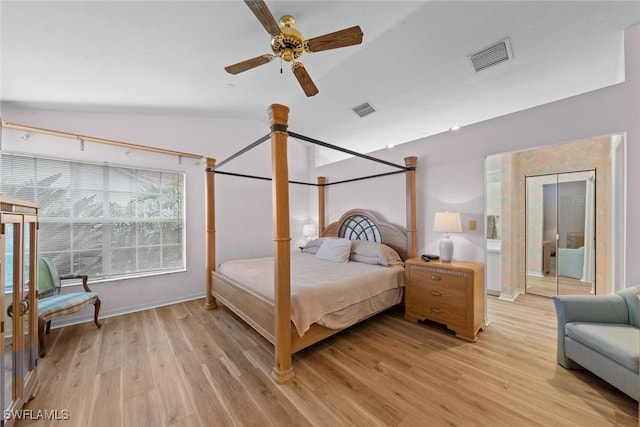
[469, 38, 513, 72]
[352, 102, 376, 118]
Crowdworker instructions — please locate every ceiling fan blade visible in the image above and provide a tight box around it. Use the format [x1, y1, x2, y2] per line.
[244, 0, 281, 37]
[292, 63, 319, 97]
[305, 26, 364, 53]
[225, 54, 273, 75]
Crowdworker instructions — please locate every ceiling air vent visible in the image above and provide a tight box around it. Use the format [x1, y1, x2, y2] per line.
[352, 101, 376, 118]
[469, 38, 513, 72]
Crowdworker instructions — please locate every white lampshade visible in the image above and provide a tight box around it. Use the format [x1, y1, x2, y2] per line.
[433, 212, 462, 262]
[302, 224, 316, 239]
[433, 211, 463, 233]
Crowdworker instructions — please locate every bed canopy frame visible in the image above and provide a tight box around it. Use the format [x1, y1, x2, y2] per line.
[205, 104, 417, 383]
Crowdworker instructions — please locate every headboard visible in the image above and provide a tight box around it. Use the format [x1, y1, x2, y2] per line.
[321, 209, 408, 260]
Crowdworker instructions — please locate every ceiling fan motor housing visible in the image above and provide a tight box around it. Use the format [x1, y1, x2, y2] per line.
[271, 15, 305, 62]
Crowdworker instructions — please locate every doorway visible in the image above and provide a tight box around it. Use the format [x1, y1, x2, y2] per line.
[525, 170, 595, 297]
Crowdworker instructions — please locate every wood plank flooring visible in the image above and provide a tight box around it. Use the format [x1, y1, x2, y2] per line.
[18, 294, 637, 426]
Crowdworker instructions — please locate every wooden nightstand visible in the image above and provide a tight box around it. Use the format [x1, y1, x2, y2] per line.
[404, 258, 485, 342]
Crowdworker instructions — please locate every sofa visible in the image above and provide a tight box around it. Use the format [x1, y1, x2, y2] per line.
[553, 285, 639, 400]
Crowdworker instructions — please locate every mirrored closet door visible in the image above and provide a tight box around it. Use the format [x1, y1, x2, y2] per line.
[525, 170, 595, 297]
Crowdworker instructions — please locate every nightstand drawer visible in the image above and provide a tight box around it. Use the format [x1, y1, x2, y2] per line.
[408, 281, 467, 310]
[406, 299, 467, 326]
[409, 268, 467, 290]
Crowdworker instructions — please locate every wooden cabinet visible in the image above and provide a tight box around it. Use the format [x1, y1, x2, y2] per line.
[567, 233, 584, 249]
[404, 258, 485, 342]
[1, 196, 39, 426]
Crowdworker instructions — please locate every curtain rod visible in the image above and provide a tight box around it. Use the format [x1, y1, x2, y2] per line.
[1, 121, 203, 160]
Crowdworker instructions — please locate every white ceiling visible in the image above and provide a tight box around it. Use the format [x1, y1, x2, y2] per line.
[2, 1, 639, 159]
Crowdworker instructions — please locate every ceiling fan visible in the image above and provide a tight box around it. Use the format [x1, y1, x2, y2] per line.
[224, 0, 364, 97]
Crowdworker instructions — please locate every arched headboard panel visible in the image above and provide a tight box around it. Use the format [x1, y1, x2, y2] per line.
[322, 209, 408, 260]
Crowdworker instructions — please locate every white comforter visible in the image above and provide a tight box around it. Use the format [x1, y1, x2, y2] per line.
[217, 252, 404, 336]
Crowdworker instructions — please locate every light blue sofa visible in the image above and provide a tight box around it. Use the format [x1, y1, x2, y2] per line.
[556, 246, 584, 280]
[553, 285, 639, 400]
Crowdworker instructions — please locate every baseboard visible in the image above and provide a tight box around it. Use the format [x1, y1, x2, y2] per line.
[49, 292, 207, 330]
[497, 291, 520, 302]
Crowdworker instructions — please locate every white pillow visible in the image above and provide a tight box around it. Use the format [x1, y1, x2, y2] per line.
[315, 238, 352, 263]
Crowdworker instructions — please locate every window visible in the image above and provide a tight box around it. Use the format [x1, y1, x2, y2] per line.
[0, 153, 185, 279]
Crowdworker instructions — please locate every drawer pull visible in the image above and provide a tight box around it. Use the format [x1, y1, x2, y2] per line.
[431, 290, 441, 296]
[430, 275, 442, 281]
[431, 308, 442, 314]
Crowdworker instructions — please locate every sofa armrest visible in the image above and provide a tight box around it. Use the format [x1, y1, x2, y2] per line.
[554, 295, 629, 324]
[553, 295, 629, 368]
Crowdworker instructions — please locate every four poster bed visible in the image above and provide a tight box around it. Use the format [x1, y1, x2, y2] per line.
[205, 104, 417, 383]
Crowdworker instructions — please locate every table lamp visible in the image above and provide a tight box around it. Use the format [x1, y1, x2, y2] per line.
[302, 224, 316, 242]
[433, 211, 462, 262]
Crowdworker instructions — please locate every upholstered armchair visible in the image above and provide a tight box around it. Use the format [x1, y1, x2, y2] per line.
[553, 285, 640, 400]
[37, 258, 101, 357]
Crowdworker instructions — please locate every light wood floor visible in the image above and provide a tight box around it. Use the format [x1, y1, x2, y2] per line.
[19, 295, 637, 426]
[526, 255, 594, 297]
[526, 274, 593, 297]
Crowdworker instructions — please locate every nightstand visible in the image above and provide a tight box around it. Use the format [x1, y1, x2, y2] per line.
[404, 258, 485, 341]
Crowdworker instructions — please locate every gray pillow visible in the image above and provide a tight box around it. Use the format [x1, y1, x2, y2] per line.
[350, 240, 403, 267]
[301, 238, 325, 254]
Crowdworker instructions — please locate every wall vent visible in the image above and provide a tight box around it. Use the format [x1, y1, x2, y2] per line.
[352, 101, 376, 118]
[469, 38, 513, 72]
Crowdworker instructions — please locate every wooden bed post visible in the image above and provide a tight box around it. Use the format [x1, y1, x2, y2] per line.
[205, 157, 217, 309]
[317, 176, 326, 236]
[269, 104, 294, 384]
[405, 156, 418, 259]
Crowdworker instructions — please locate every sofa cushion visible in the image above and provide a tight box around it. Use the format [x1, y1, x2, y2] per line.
[617, 285, 640, 327]
[565, 322, 639, 373]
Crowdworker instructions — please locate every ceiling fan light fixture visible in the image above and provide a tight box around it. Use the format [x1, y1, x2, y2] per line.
[271, 16, 304, 62]
[226, 1, 364, 97]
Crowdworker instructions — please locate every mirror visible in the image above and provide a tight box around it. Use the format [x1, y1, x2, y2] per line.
[525, 171, 595, 297]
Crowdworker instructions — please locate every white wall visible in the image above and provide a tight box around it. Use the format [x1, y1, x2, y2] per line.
[312, 24, 640, 288]
[1, 110, 311, 325]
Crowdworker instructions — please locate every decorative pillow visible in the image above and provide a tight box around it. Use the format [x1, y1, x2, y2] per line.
[301, 238, 325, 254]
[350, 240, 403, 267]
[315, 238, 352, 263]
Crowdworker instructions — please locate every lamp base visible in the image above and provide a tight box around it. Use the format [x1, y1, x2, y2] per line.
[439, 236, 454, 262]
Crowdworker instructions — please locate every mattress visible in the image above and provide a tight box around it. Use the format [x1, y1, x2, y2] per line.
[217, 252, 404, 336]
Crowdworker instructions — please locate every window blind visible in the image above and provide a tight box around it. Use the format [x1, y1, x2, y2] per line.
[0, 153, 185, 279]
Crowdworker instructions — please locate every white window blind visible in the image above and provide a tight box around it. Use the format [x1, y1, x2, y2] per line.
[0, 153, 185, 279]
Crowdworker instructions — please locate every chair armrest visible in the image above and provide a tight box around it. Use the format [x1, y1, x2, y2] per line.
[553, 294, 629, 368]
[59, 274, 92, 293]
[553, 295, 629, 325]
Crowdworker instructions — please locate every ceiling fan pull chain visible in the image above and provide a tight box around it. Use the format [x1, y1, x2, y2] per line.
[280, 57, 283, 74]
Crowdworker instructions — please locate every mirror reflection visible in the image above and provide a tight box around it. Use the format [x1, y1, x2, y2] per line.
[525, 171, 595, 297]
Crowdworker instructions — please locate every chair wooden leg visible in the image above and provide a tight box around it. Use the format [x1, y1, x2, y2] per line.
[93, 298, 102, 329]
[38, 318, 46, 358]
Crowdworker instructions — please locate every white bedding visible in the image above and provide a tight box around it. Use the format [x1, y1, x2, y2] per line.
[217, 252, 404, 336]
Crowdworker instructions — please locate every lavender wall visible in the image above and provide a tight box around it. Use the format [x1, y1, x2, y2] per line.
[313, 24, 640, 288]
[1, 110, 312, 324]
[1, 24, 638, 329]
